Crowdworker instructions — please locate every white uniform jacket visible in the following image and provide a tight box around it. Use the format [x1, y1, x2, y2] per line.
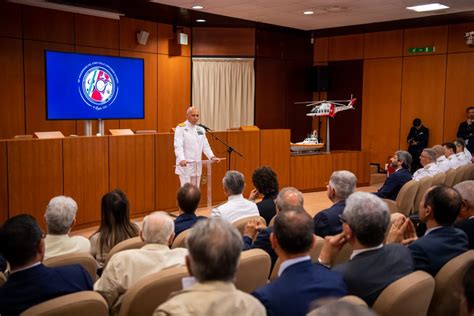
[412, 162, 442, 181]
[174, 120, 215, 177]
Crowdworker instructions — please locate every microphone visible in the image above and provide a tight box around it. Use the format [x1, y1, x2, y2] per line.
[198, 123, 212, 131]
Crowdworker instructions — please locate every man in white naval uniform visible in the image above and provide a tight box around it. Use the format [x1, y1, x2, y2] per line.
[444, 142, 462, 169]
[433, 144, 450, 172]
[412, 148, 442, 181]
[455, 139, 472, 166]
[174, 107, 221, 187]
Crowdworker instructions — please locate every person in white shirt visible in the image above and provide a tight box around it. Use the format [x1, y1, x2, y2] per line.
[443, 142, 462, 169]
[433, 144, 450, 172]
[44, 196, 90, 260]
[211, 170, 259, 223]
[412, 148, 442, 181]
[455, 138, 472, 166]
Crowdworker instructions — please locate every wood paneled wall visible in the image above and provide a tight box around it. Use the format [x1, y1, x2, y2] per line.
[192, 28, 255, 56]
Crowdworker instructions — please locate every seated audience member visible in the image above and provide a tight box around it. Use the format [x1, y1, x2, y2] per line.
[455, 138, 472, 166]
[433, 144, 450, 172]
[243, 187, 304, 265]
[454, 181, 474, 249]
[252, 207, 347, 316]
[412, 148, 442, 181]
[211, 170, 259, 223]
[444, 142, 462, 169]
[462, 264, 474, 316]
[94, 212, 188, 315]
[154, 218, 265, 316]
[44, 196, 90, 260]
[90, 189, 140, 269]
[319, 192, 414, 306]
[0, 215, 92, 315]
[374, 150, 413, 200]
[387, 185, 468, 276]
[307, 300, 377, 316]
[314, 170, 357, 237]
[174, 183, 206, 237]
[248, 166, 279, 224]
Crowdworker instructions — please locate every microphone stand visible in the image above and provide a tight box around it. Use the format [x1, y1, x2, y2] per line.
[204, 128, 243, 171]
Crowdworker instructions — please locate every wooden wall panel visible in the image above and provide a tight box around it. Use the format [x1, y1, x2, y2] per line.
[155, 133, 180, 211]
[22, 6, 74, 44]
[260, 129, 290, 188]
[364, 30, 403, 59]
[119, 51, 158, 131]
[328, 34, 364, 61]
[314, 37, 328, 63]
[7, 139, 63, 225]
[448, 22, 474, 53]
[444, 52, 474, 142]
[0, 37, 25, 139]
[157, 24, 191, 57]
[119, 17, 158, 53]
[403, 26, 448, 56]
[227, 130, 261, 197]
[0, 142, 7, 223]
[256, 29, 284, 59]
[192, 28, 255, 56]
[331, 151, 370, 185]
[63, 137, 109, 228]
[362, 58, 403, 167]
[400, 55, 447, 148]
[290, 154, 332, 191]
[109, 135, 155, 216]
[23, 40, 77, 136]
[75, 14, 119, 49]
[202, 131, 228, 205]
[157, 55, 191, 132]
[0, 2, 21, 38]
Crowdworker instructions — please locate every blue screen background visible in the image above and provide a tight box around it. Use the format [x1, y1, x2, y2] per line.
[45, 51, 144, 120]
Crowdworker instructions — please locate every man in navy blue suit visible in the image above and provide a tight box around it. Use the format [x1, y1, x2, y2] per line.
[374, 150, 413, 200]
[0, 214, 92, 316]
[313, 170, 357, 237]
[252, 207, 347, 316]
[174, 183, 206, 237]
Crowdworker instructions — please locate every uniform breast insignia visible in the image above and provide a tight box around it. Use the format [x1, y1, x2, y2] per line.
[197, 130, 204, 135]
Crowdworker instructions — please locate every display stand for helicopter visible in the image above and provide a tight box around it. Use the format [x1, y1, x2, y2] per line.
[84, 119, 105, 136]
[326, 117, 331, 153]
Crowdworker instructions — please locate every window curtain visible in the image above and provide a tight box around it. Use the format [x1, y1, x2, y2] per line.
[192, 58, 255, 131]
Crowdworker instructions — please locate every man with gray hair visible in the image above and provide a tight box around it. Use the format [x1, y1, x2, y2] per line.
[154, 218, 265, 316]
[454, 180, 474, 249]
[412, 148, 442, 181]
[318, 192, 413, 306]
[374, 150, 413, 200]
[44, 196, 90, 260]
[95, 212, 188, 315]
[211, 170, 259, 223]
[314, 170, 357, 237]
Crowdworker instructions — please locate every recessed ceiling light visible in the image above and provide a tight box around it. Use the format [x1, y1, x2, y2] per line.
[406, 3, 449, 12]
[324, 6, 346, 12]
[304, 11, 314, 15]
[192, 5, 203, 10]
[196, 19, 206, 23]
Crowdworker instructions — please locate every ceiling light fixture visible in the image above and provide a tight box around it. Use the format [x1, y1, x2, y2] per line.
[304, 11, 314, 15]
[196, 19, 206, 23]
[192, 5, 204, 10]
[324, 6, 346, 12]
[406, 3, 449, 12]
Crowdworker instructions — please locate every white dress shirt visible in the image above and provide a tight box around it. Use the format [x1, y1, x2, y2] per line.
[211, 194, 259, 223]
[447, 154, 461, 169]
[412, 162, 442, 181]
[44, 234, 91, 260]
[456, 151, 471, 166]
[436, 155, 450, 172]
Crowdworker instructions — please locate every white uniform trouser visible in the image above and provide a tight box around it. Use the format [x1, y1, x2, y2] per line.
[179, 175, 201, 188]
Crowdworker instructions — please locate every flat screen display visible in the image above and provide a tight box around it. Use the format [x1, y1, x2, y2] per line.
[45, 51, 144, 120]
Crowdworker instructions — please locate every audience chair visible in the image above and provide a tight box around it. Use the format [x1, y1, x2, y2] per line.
[332, 242, 352, 266]
[372, 270, 434, 316]
[382, 198, 398, 214]
[232, 216, 266, 235]
[171, 228, 191, 249]
[431, 172, 446, 186]
[412, 176, 433, 214]
[235, 249, 271, 293]
[43, 252, 98, 282]
[21, 291, 108, 316]
[461, 164, 472, 182]
[454, 165, 469, 186]
[444, 168, 457, 187]
[0, 271, 6, 286]
[428, 250, 474, 316]
[469, 164, 474, 180]
[104, 237, 146, 267]
[395, 180, 419, 216]
[118, 265, 189, 316]
[269, 257, 282, 282]
[309, 235, 325, 262]
[268, 215, 276, 227]
[338, 295, 368, 307]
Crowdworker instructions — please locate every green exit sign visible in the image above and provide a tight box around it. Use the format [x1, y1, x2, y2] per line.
[408, 46, 436, 54]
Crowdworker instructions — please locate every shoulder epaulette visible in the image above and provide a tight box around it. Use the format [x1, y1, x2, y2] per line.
[177, 122, 186, 127]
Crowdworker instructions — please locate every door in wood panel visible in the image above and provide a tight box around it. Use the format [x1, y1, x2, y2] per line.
[109, 135, 155, 216]
[362, 58, 403, 167]
[328, 34, 364, 61]
[364, 30, 403, 59]
[23, 6, 74, 44]
[290, 154, 332, 191]
[24, 40, 77, 136]
[157, 55, 191, 132]
[403, 26, 448, 56]
[260, 130, 290, 188]
[331, 151, 370, 186]
[0, 2, 21, 38]
[155, 133, 180, 211]
[400, 55, 446, 148]
[0, 142, 7, 222]
[119, 51, 157, 131]
[192, 27, 255, 57]
[445, 52, 474, 142]
[75, 14, 119, 50]
[0, 37, 25, 139]
[119, 17, 158, 54]
[8, 139, 63, 226]
[63, 137, 109, 227]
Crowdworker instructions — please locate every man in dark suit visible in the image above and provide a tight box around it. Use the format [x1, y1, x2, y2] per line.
[457, 106, 474, 153]
[454, 180, 474, 249]
[174, 183, 206, 237]
[0, 214, 92, 316]
[407, 118, 429, 172]
[319, 192, 414, 306]
[243, 187, 304, 266]
[313, 170, 357, 237]
[252, 207, 347, 316]
[374, 150, 413, 200]
[390, 185, 469, 275]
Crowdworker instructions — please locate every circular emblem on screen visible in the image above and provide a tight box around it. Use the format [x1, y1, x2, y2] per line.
[78, 62, 119, 111]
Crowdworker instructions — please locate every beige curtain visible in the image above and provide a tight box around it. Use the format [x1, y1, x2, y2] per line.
[192, 58, 255, 131]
